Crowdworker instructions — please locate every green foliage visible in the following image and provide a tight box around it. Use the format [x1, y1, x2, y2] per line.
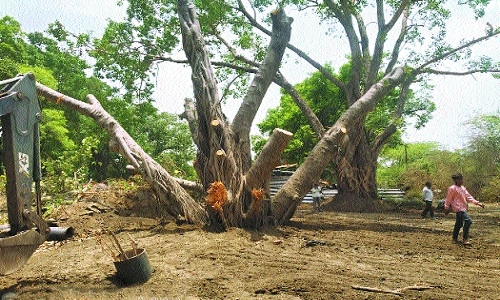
[39, 109, 98, 193]
[91, 0, 181, 101]
[0, 58, 18, 79]
[256, 64, 345, 165]
[479, 175, 500, 202]
[377, 142, 462, 200]
[0, 16, 27, 62]
[18, 65, 58, 89]
[40, 109, 76, 156]
[378, 112, 500, 203]
[464, 112, 500, 201]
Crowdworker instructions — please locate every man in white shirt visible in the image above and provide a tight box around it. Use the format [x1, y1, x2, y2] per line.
[311, 183, 323, 212]
[421, 181, 435, 219]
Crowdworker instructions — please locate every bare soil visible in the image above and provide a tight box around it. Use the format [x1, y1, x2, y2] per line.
[1, 185, 500, 300]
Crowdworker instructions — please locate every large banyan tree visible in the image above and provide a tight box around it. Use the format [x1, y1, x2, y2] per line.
[37, 0, 499, 228]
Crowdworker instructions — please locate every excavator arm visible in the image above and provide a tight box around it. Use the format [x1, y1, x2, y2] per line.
[0, 73, 50, 275]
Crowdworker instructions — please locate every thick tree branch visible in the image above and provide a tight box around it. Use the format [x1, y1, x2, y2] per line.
[353, 11, 371, 85]
[273, 67, 407, 224]
[36, 83, 208, 225]
[231, 8, 292, 135]
[365, 0, 386, 90]
[212, 28, 325, 139]
[324, 0, 363, 102]
[237, 0, 347, 94]
[367, 0, 411, 89]
[231, 8, 293, 171]
[385, 6, 409, 75]
[178, 0, 239, 189]
[245, 128, 293, 191]
[179, 97, 200, 148]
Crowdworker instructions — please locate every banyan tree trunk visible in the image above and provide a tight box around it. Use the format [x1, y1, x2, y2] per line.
[178, 0, 293, 229]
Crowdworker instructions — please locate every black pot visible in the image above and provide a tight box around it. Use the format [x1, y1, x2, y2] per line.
[113, 248, 152, 285]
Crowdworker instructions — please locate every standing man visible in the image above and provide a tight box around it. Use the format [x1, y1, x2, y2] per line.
[421, 181, 435, 219]
[311, 183, 323, 213]
[444, 173, 485, 245]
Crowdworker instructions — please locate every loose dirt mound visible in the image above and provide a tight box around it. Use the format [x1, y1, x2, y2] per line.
[1, 187, 499, 299]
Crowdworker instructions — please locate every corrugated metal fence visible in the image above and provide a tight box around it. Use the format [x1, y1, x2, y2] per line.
[269, 175, 337, 203]
[270, 175, 405, 203]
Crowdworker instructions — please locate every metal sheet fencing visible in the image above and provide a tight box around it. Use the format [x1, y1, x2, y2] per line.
[269, 176, 405, 203]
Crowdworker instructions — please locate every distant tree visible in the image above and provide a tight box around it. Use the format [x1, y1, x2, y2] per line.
[0, 16, 26, 62]
[377, 142, 462, 199]
[464, 112, 500, 201]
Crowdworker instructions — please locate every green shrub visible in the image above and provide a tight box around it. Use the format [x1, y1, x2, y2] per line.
[478, 175, 500, 203]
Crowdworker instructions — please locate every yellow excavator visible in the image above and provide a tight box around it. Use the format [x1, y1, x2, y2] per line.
[0, 73, 50, 275]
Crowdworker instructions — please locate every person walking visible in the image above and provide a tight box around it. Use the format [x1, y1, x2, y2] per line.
[421, 181, 435, 219]
[444, 173, 485, 245]
[311, 183, 323, 212]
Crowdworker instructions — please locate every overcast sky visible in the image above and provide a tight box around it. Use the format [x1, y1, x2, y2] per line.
[2, 0, 499, 150]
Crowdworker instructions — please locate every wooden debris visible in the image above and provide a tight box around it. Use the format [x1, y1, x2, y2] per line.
[128, 233, 138, 256]
[352, 285, 402, 296]
[110, 231, 128, 260]
[96, 230, 140, 262]
[352, 284, 439, 296]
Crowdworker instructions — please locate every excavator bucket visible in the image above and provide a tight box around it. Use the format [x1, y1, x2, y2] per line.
[0, 230, 45, 275]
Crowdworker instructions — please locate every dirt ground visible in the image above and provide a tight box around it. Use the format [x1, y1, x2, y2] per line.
[1, 185, 500, 300]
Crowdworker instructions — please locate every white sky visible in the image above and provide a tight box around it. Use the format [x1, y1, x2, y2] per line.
[2, 0, 499, 150]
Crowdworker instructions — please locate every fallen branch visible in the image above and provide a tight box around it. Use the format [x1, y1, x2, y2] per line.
[398, 285, 440, 292]
[351, 285, 402, 296]
[352, 284, 438, 296]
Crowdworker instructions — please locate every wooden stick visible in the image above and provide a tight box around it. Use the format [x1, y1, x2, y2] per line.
[96, 235, 119, 262]
[398, 285, 438, 292]
[127, 233, 138, 256]
[352, 284, 438, 296]
[107, 234, 121, 255]
[110, 231, 128, 260]
[351, 285, 402, 296]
